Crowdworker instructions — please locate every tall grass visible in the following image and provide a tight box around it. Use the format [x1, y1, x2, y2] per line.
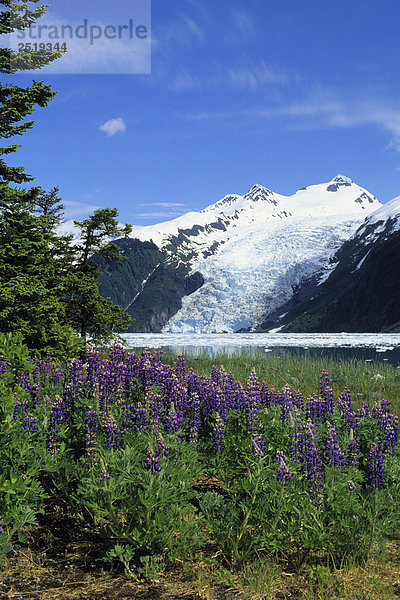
[161, 349, 400, 415]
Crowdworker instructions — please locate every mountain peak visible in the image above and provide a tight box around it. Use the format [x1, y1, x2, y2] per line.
[245, 183, 274, 200]
[326, 174, 355, 193]
[331, 174, 354, 184]
[248, 183, 272, 193]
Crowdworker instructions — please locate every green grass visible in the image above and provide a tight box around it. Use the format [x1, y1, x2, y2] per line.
[161, 349, 400, 415]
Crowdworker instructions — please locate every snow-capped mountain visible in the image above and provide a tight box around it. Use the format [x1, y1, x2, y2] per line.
[121, 175, 381, 333]
[267, 194, 400, 333]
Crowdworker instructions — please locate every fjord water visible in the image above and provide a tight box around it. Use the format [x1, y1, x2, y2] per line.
[120, 333, 400, 367]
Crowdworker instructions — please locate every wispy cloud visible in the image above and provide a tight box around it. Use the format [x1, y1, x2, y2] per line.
[13, 9, 151, 75]
[157, 60, 292, 93]
[135, 211, 186, 219]
[63, 200, 101, 219]
[153, 6, 208, 50]
[134, 202, 188, 219]
[99, 117, 126, 137]
[139, 202, 186, 207]
[228, 8, 258, 39]
[186, 92, 400, 150]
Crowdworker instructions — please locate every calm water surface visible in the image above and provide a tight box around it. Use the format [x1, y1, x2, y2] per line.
[119, 333, 400, 367]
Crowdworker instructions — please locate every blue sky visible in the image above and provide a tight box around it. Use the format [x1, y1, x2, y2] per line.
[8, 0, 400, 226]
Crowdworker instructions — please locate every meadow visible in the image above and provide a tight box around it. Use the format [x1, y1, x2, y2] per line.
[0, 338, 399, 600]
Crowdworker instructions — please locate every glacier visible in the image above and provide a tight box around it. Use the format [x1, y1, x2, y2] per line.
[129, 175, 382, 333]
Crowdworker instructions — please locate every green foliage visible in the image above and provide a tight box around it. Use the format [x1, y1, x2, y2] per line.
[0, 345, 399, 584]
[74, 436, 204, 560]
[0, 331, 32, 387]
[0, 3, 132, 353]
[0, 0, 66, 75]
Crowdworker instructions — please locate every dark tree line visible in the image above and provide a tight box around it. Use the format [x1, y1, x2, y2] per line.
[0, 0, 132, 354]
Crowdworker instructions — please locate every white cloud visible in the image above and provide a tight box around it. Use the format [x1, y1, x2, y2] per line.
[134, 204, 188, 219]
[139, 202, 186, 207]
[157, 60, 292, 93]
[186, 92, 400, 151]
[135, 211, 186, 219]
[99, 117, 126, 137]
[229, 8, 257, 39]
[63, 200, 102, 219]
[12, 9, 151, 75]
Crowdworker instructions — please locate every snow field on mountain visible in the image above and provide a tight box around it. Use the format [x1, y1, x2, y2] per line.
[128, 175, 383, 333]
[164, 217, 363, 333]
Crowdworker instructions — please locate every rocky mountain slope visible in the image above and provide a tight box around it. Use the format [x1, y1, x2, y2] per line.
[262, 195, 400, 333]
[98, 175, 381, 332]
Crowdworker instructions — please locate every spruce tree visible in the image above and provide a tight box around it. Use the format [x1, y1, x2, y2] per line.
[66, 209, 132, 345]
[0, 1, 133, 351]
[0, 1, 69, 348]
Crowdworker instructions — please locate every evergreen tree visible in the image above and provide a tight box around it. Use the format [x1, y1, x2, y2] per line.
[0, 1, 68, 348]
[65, 209, 132, 345]
[0, 1, 133, 351]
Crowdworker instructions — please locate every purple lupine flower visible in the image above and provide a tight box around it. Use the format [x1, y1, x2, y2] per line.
[338, 388, 356, 432]
[13, 398, 30, 420]
[294, 392, 304, 412]
[145, 446, 161, 474]
[29, 384, 40, 409]
[165, 401, 181, 434]
[260, 382, 270, 407]
[139, 349, 157, 393]
[302, 421, 323, 496]
[360, 402, 370, 418]
[68, 358, 85, 392]
[246, 370, 261, 435]
[109, 342, 126, 367]
[23, 414, 38, 434]
[121, 403, 135, 432]
[132, 402, 148, 433]
[62, 385, 75, 415]
[187, 368, 201, 397]
[276, 451, 293, 481]
[0, 516, 3, 534]
[124, 352, 140, 396]
[280, 386, 294, 425]
[247, 370, 261, 403]
[104, 418, 121, 449]
[368, 443, 384, 489]
[18, 372, 32, 393]
[347, 428, 360, 465]
[156, 433, 170, 457]
[306, 394, 329, 423]
[252, 434, 265, 460]
[320, 370, 334, 414]
[153, 347, 164, 367]
[175, 355, 186, 383]
[86, 347, 102, 389]
[306, 395, 318, 422]
[211, 365, 223, 386]
[188, 392, 201, 444]
[222, 372, 238, 412]
[289, 412, 305, 462]
[372, 399, 398, 455]
[269, 388, 282, 408]
[0, 359, 7, 375]
[348, 480, 357, 491]
[213, 412, 225, 451]
[326, 422, 346, 469]
[148, 394, 163, 434]
[382, 414, 398, 455]
[84, 407, 98, 454]
[168, 376, 188, 427]
[47, 396, 69, 455]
